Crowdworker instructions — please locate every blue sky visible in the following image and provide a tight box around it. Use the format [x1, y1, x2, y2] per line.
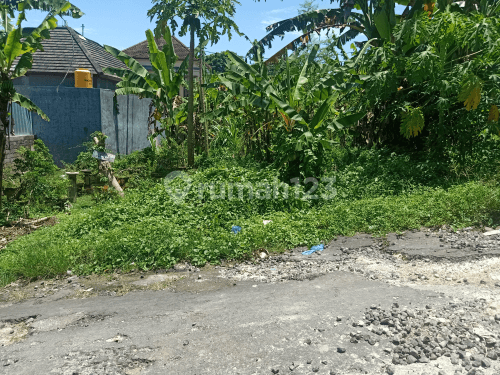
[19, 0, 349, 59]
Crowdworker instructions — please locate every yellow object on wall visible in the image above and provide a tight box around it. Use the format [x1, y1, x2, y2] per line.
[75, 68, 92, 88]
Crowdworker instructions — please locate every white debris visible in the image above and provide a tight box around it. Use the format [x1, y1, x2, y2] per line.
[106, 335, 124, 343]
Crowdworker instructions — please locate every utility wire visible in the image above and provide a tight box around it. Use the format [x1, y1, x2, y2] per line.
[56, 21, 75, 93]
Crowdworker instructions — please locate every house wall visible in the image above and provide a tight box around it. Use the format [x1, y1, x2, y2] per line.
[14, 86, 102, 166]
[4, 135, 35, 165]
[100, 90, 151, 156]
[13, 86, 151, 166]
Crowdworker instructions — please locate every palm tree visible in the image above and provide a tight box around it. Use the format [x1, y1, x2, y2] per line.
[148, 0, 244, 167]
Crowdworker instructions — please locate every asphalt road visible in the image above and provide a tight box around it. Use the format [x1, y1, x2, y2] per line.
[1, 229, 500, 375]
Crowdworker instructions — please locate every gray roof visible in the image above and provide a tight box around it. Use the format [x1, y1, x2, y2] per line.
[123, 35, 194, 62]
[16, 27, 127, 79]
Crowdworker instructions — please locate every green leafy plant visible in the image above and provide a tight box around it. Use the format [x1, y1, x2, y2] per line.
[348, 6, 500, 163]
[220, 43, 366, 179]
[103, 26, 189, 150]
[5, 139, 69, 219]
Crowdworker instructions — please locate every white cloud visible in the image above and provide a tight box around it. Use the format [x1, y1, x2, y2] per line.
[261, 18, 280, 25]
[260, 5, 297, 29]
[267, 6, 297, 15]
[82, 27, 96, 36]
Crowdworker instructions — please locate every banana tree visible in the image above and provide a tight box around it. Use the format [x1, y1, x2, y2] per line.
[249, 0, 412, 61]
[222, 44, 366, 178]
[103, 26, 189, 151]
[0, 0, 82, 209]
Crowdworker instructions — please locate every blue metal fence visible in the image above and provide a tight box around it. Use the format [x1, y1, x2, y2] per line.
[10, 102, 33, 136]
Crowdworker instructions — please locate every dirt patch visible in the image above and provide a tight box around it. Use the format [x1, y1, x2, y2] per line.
[0, 270, 189, 304]
[0, 216, 57, 251]
[0, 321, 29, 346]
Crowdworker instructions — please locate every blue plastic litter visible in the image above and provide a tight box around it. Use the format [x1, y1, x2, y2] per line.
[302, 244, 324, 255]
[231, 225, 242, 234]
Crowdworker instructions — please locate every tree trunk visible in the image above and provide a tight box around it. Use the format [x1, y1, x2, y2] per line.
[200, 47, 209, 156]
[99, 160, 124, 197]
[187, 27, 195, 167]
[0, 99, 9, 210]
[264, 113, 271, 162]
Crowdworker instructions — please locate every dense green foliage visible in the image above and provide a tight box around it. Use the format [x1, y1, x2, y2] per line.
[204, 51, 230, 73]
[148, 0, 244, 166]
[350, 8, 500, 161]
[2, 139, 69, 222]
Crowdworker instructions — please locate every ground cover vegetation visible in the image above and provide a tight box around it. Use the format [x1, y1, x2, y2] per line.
[0, 0, 499, 286]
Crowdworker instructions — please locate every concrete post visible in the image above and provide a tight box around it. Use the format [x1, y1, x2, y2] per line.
[66, 172, 79, 203]
[81, 169, 92, 192]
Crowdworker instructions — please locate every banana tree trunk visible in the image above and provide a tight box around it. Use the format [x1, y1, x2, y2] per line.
[264, 112, 271, 162]
[187, 27, 195, 167]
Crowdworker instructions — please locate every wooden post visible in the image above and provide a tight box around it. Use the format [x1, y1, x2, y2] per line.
[93, 137, 124, 197]
[66, 172, 79, 203]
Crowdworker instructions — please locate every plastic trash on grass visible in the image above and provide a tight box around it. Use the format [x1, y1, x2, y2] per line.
[302, 244, 324, 255]
[231, 225, 242, 234]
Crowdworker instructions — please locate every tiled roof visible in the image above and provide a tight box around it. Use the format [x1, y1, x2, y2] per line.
[15, 27, 128, 78]
[123, 35, 193, 61]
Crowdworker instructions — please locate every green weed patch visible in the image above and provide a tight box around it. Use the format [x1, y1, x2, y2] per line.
[0, 168, 498, 287]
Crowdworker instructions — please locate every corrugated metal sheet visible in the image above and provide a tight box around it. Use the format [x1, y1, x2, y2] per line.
[10, 102, 33, 136]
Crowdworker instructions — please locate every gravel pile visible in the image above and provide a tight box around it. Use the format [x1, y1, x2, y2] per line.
[218, 244, 391, 283]
[442, 229, 500, 252]
[352, 300, 500, 374]
[53, 347, 155, 375]
[219, 257, 334, 283]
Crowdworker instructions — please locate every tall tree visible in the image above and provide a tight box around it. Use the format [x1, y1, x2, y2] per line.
[204, 51, 229, 73]
[0, 0, 82, 210]
[148, 0, 244, 167]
